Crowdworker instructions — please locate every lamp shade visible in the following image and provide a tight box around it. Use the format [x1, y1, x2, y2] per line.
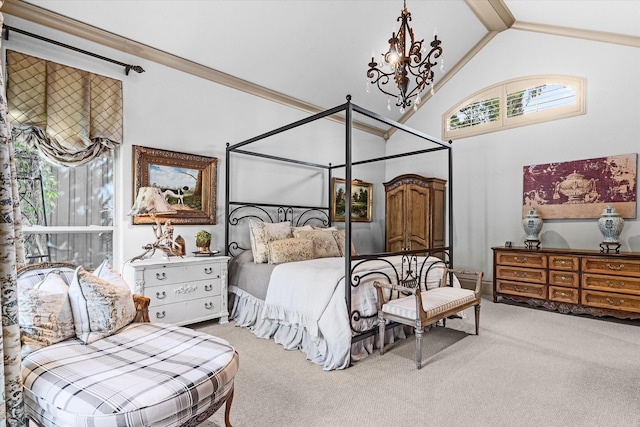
[128, 186, 176, 216]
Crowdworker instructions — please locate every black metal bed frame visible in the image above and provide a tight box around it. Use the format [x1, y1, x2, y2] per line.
[225, 95, 453, 346]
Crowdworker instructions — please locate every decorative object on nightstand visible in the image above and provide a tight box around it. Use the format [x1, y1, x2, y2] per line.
[522, 207, 542, 249]
[195, 229, 212, 253]
[128, 186, 182, 261]
[598, 204, 624, 253]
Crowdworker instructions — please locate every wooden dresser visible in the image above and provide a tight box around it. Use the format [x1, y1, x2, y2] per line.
[493, 246, 640, 319]
[123, 256, 230, 325]
[384, 174, 446, 252]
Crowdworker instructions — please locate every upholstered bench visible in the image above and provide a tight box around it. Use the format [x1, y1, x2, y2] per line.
[18, 262, 238, 427]
[375, 268, 483, 369]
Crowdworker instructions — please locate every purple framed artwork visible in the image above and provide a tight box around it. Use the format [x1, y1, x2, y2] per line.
[523, 153, 637, 219]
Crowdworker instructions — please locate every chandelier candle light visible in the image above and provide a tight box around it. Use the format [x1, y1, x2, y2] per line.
[367, 0, 443, 112]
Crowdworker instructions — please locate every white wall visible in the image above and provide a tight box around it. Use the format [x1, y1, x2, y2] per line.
[6, 16, 639, 281]
[394, 29, 640, 278]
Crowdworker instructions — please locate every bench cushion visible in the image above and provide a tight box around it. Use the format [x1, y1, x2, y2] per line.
[22, 322, 238, 427]
[382, 287, 476, 319]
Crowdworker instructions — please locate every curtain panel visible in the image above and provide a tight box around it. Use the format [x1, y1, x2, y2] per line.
[5, 50, 123, 167]
[0, 12, 28, 426]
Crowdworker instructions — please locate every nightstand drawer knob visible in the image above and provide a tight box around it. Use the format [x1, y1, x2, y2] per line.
[205, 284, 213, 291]
[156, 291, 166, 299]
[204, 267, 213, 274]
[204, 302, 214, 310]
[156, 272, 167, 280]
[155, 311, 166, 319]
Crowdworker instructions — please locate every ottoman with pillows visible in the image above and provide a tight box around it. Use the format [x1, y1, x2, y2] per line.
[17, 261, 239, 427]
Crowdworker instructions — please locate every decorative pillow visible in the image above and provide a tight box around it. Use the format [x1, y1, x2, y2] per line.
[68, 266, 136, 344]
[248, 220, 293, 263]
[268, 238, 315, 264]
[19, 271, 75, 357]
[93, 259, 131, 290]
[333, 230, 359, 257]
[18, 267, 76, 288]
[292, 229, 341, 258]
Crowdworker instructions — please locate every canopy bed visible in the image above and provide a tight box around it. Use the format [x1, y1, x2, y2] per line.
[225, 96, 454, 370]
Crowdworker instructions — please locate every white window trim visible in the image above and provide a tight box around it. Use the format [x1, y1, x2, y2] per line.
[443, 75, 586, 140]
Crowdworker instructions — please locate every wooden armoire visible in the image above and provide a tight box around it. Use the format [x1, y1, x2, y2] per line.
[384, 174, 446, 252]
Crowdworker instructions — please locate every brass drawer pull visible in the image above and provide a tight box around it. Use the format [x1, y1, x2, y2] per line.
[155, 311, 166, 319]
[205, 302, 214, 310]
[554, 260, 573, 267]
[555, 275, 572, 283]
[513, 271, 527, 278]
[156, 272, 167, 280]
[605, 297, 624, 306]
[205, 284, 213, 291]
[514, 256, 528, 263]
[605, 280, 626, 288]
[204, 267, 213, 274]
[553, 290, 572, 298]
[605, 263, 624, 271]
[156, 291, 166, 299]
[514, 286, 529, 292]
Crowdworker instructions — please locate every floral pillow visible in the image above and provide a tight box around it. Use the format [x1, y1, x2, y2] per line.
[248, 220, 293, 263]
[68, 266, 136, 344]
[268, 238, 315, 264]
[333, 229, 358, 257]
[19, 271, 76, 357]
[292, 229, 341, 258]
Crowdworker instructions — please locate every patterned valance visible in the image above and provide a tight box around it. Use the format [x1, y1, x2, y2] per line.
[5, 50, 123, 167]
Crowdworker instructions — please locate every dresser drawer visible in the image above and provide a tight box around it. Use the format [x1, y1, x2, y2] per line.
[150, 296, 223, 325]
[496, 266, 546, 284]
[496, 279, 546, 299]
[582, 257, 640, 277]
[582, 273, 640, 296]
[147, 278, 222, 307]
[548, 271, 579, 288]
[548, 286, 579, 304]
[496, 252, 547, 269]
[582, 290, 640, 313]
[142, 262, 222, 287]
[548, 255, 579, 271]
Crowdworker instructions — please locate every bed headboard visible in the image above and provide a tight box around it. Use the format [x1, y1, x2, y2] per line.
[226, 202, 330, 256]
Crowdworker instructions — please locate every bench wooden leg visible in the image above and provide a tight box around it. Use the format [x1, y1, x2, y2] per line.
[378, 313, 386, 355]
[474, 304, 481, 335]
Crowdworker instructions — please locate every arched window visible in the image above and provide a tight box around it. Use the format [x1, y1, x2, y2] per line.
[443, 75, 585, 139]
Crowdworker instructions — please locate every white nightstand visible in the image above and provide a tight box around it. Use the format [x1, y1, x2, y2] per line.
[122, 256, 230, 326]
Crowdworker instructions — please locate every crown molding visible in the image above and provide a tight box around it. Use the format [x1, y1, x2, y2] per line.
[0, 0, 386, 138]
[512, 20, 640, 48]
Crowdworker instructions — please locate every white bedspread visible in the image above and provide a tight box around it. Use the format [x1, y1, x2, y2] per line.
[257, 255, 453, 370]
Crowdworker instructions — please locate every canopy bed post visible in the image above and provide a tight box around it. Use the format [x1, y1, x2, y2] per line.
[225, 142, 231, 255]
[448, 143, 454, 266]
[344, 96, 353, 338]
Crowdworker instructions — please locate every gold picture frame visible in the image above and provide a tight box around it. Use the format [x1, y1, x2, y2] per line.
[132, 145, 218, 225]
[331, 178, 373, 222]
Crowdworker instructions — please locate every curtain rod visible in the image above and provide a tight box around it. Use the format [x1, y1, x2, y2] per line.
[2, 24, 145, 75]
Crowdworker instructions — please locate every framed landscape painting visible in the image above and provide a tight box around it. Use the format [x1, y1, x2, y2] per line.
[522, 153, 637, 219]
[132, 145, 218, 224]
[331, 178, 372, 222]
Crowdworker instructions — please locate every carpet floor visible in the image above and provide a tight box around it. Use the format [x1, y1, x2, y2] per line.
[192, 297, 640, 427]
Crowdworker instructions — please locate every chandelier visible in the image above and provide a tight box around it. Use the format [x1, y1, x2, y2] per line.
[367, 1, 443, 112]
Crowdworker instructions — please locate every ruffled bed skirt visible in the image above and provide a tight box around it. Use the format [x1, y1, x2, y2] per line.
[229, 286, 407, 370]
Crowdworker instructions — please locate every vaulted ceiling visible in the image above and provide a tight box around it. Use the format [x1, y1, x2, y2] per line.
[3, 0, 639, 137]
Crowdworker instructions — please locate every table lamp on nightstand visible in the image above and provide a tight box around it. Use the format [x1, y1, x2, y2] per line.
[128, 186, 183, 261]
